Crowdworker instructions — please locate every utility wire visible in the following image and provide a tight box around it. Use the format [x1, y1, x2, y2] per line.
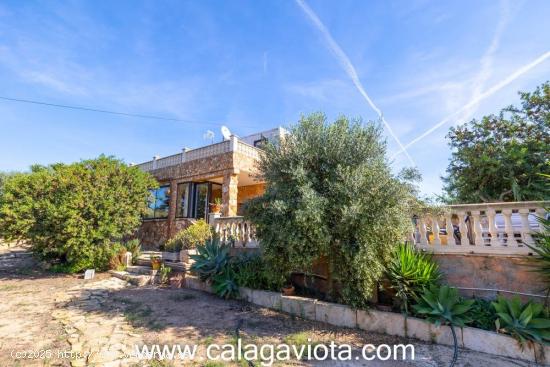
[0, 95, 256, 129]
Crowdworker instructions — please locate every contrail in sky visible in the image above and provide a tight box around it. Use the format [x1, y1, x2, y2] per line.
[391, 50, 550, 159]
[295, 0, 416, 166]
[457, 0, 510, 124]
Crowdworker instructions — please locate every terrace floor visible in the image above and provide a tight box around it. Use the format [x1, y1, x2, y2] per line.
[0, 243, 538, 367]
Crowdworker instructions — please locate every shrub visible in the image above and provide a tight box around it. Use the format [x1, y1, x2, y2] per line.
[124, 239, 141, 265]
[0, 156, 156, 272]
[165, 219, 212, 251]
[109, 243, 129, 271]
[231, 252, 278, 291]
[159, 264, 172, 284]
[245, 114, 417, 308]
[493, 296, 550, 347]
[467, 298, 498, 331]
[385, 243, 441, 314]
[414, 285, 474, 366]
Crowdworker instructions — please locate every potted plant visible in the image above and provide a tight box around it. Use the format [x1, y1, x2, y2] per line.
[150, 255, 162, 270]
[209, 197, 223, 214]
[282, 282, 295, 296]
[164, 220, 213, 263]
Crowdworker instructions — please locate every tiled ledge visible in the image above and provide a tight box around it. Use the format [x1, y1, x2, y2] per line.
[183, 275, 549, 364]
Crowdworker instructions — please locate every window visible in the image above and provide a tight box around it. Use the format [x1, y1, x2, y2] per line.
[144, 185, 170, 219]
[176, 183, 190, 218]
[174, 182, 223, 220]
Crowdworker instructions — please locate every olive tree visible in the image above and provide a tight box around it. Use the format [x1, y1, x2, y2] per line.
[245, 113, 415, 308]
[0, 156, 157, 272]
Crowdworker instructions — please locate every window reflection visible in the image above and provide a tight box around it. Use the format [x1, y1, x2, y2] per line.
[144, 185, 170, 219]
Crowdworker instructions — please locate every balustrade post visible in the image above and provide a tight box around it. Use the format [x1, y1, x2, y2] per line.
[502, 209, 517, 246]
[445, 213, 456, 246]
[518, 209, 533, 246]
[418, 217, 428, 245]
[431, 215, 441, 246]
[486, 209, 499, 247]
[457, 211, 469, 245]
[471, 210, 484, 246]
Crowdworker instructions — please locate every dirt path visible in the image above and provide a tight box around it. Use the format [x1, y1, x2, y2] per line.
[0, 245, 538, 366]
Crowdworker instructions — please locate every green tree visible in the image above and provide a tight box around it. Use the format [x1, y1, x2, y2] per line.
[245, 113, 415, 308]
[443, 81, 550, 203]
[0, 156, 156, 272]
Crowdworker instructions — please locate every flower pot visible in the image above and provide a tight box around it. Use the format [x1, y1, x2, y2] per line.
[282, 285, 295, 296]
[210, 203, 222, 214]
[151, 259, 162, 270]
[162, 251, 180, 262]
[180, 249, 197, 264]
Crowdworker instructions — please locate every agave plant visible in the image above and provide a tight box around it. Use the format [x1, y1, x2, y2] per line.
[413, 285, 474, 367]
[526, 203, 550, 295]
[386, 243, 441, 314]
[492, 296, 550, 348]
[212, 267, 239, 299]
[190, 239, 230, 282]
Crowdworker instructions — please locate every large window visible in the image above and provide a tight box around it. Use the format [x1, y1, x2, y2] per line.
[176, 183, 190, 218]
[175, 182, 223, 220]
[144, 185, 170, 219]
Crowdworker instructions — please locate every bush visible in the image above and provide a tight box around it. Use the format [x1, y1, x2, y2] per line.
[467, 298, 498, 331]
[0, 156, 156, 272]
[231, 252, 279, 291]
[165, 219, 212, 251]
[109, 243, 129, 271]
[245, 114, 416, 308]
[385, 243, 441, 314]
[124, 239, 142, 265]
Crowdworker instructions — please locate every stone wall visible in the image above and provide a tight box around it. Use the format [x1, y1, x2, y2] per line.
[433, 253, 546, 302]
[237, 183, 265, 215]
[137, 220, 169, 249]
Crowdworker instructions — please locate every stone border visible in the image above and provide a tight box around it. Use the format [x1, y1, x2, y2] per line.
[182, 276, 549, 364]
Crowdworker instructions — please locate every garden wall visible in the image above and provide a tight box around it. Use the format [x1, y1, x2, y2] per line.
[184, 275, 550, 365]
[433, 253, 546, 302]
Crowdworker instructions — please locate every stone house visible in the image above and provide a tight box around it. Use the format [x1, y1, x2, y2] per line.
[135, 127, 285, 247]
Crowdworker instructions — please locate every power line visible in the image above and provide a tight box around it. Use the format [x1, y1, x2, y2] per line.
[0, 95, 255, 128]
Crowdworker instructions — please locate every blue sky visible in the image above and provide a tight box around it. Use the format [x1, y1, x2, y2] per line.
[0, 0, 549, 197]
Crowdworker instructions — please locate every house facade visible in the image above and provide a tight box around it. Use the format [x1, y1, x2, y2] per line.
[135, 127, 285, 247]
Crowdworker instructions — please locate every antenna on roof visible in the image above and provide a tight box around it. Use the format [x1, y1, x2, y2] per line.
[203, 130, 215, 144]
[221, 125, 232, 140]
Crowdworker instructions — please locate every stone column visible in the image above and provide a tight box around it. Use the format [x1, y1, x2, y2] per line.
[222, 171, 239, 217]
[167, 179, 178, 238]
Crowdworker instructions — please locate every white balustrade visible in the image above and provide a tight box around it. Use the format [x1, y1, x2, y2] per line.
[135, 138, 263, 172]
[212, 216, 259, 248]
[411, 201, 547, 255]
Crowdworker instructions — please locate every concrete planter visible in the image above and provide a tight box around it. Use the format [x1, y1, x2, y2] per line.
[180, 249, 197, 263]
[161, 251, 180, 262]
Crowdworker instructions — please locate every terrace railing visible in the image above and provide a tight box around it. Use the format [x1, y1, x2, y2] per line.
[212, 216, 259, 248]
[411, 201, 547, 255]
[135, 136, 262, 172]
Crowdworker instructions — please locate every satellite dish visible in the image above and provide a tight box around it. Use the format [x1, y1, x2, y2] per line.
[221, 125, 232, 140]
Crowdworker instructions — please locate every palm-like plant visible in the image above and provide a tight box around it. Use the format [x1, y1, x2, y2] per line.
[492, 296, 550, 348]
[190, 239, 230, 282]
[526, 207, 550, 295]
[386, 243, 441, 314]
[414, 285, 474, 367]
[212, 267, 239, 299]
